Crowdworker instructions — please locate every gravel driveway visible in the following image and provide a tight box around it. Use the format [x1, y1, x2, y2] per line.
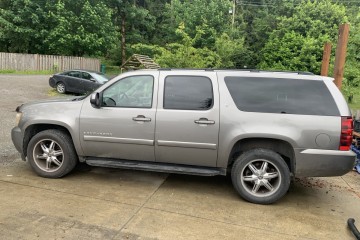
[0, 75, 51, 164]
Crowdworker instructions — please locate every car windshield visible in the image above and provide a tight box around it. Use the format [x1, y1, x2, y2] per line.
[91, 73, 109, 84]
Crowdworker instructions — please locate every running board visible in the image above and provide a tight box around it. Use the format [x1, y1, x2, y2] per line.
[85, 158, 226, 176]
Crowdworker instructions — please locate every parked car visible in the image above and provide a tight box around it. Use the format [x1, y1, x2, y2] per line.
[49, 70, 109, 94]
[12, 69, 355, 204]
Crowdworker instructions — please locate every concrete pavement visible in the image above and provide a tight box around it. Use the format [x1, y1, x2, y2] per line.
[1, 75, 360, 239]
[0, 160, 359, 239]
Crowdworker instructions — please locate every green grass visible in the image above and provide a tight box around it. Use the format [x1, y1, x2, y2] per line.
[0, 69, 54, 75]
[47, 88, 61, 97]
[348, 93, 360, 111]
[105, 65, 122, 78]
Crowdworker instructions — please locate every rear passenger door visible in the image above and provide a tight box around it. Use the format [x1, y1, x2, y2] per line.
[155, 71, 220, 167]
[64, 71, 82, 92]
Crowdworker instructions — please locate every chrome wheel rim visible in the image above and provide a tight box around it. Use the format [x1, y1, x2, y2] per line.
[57, 83, 65, 93]
[33, 139, 64, 172]
[240, 159, 281, 198]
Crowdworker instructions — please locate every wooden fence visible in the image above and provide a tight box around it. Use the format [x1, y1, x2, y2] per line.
[0, 52, 100, 72]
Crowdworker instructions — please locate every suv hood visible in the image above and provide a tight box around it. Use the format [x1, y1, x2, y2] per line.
[17, 96, 82, 112]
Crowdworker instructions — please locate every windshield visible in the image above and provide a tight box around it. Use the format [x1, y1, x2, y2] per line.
[91, 73, 109, 84]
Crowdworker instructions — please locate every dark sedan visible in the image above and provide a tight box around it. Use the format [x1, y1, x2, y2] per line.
[49, 70, 109, 94]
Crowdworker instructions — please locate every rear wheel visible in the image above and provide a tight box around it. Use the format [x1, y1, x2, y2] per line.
[231, 148, 290, 204]
[27, 130, 77, 178]
[56, 82, 66, 94]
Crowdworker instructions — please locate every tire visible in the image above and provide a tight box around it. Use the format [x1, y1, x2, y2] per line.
[27, 129, 78, 178]
[56, 82, 66, 94]
[231, 148, 290, 204]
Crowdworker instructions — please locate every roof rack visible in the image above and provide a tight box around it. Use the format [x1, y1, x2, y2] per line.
[157, 68, 314, 75]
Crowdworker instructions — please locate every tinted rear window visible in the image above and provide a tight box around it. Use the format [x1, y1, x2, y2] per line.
[224, 77, 339, 116]
[164, 76, 213, 110]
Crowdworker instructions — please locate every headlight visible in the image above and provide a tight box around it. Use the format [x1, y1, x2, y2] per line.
[15, 112, 22, 126]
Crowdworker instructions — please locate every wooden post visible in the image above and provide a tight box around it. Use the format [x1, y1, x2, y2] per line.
[320, 42, 331, 76]
[333, 23, 350, 89]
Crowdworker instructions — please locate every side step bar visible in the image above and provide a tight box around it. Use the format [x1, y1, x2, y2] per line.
[85, 158, 226, 176]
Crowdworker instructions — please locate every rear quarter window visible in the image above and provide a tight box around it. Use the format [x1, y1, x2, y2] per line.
[224, 77, 340, 116]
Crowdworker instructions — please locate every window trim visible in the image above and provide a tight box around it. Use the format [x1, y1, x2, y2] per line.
[163, 75, 214, 111]
[100, 75, 155, 109]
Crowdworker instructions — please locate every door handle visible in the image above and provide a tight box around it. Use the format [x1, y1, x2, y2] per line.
[194, 118, 215, 125]
[132, 115, 151, 122]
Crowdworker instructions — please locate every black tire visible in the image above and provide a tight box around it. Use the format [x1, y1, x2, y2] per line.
[27, 129, 78, 178]
[56, 82, 66, 94]
[231, 148, 290, 204]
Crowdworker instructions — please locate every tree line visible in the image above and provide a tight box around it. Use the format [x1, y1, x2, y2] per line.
[0, 0, 359, 97]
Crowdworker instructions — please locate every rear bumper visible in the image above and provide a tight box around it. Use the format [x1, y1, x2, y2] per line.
[294, 149, 356, 177]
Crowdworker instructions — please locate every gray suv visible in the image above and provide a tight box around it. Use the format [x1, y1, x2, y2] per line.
[11, 69, 356, 204]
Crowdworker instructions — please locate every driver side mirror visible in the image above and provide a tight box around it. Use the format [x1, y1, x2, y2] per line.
[90, 92, 101, 108]
[90, 78, 96, 82]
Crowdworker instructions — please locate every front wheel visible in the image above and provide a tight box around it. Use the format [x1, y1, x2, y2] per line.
[27, 130, 78, 178]
[231, 148, 290, 204]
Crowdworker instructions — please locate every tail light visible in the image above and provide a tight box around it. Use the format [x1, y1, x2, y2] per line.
[339, 116, 353, 151]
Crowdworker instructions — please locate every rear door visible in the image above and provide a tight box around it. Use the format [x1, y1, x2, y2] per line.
[155, 71, 220, 167]
[64, 71, 83, 93]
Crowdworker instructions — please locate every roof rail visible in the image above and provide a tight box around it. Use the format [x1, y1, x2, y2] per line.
[247, 69, 314, 75]
[158, 68, 214, 71]
[158, 68, 314, 75]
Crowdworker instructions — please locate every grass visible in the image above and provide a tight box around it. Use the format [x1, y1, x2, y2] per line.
[0, 69, 55, 75]
[104, 65, 122, 78]
[348, 94, 360, 111]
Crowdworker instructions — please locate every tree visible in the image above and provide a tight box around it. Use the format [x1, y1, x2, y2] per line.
[155, 23, 220, 68]
[0, 0, 49, 53]
[160, 0, 232, 46]
[259, 0, 347, 74]
[342, 9, 360, 102]
[106, 0, 155, 64]
[0, 0, 117, 56]
[44, 0, 118, 56]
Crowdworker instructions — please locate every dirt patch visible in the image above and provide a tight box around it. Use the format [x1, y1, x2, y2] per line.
[295, 176, 360, 198]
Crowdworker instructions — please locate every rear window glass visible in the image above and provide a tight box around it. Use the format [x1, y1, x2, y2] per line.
[164, 76, 213, 110]
[224, 77, 339, 116]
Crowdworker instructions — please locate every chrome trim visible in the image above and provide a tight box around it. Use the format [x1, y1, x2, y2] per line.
[157, 140, 217, 150]
[84, 135, 154, 145]
[300, 149, 356, 156]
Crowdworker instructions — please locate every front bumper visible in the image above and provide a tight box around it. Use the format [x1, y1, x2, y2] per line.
[11, 126, 25, 160]
[294, 148, 356, 177]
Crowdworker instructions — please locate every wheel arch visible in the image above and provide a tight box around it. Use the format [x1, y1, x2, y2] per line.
[227, 138, 295, 174]
[23, 123, 76, 158]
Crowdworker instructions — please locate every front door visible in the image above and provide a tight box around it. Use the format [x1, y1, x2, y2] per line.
[79, 73, 158, 161]
[155, 71, 220, 167]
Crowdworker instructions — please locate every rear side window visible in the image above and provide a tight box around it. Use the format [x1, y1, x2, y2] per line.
[164, 76, 213, 110]
[67, 71, 81, 78]
[224, 77, 339, 116]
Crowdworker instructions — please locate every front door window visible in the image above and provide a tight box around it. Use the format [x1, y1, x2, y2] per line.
[102, 75, 154, 108]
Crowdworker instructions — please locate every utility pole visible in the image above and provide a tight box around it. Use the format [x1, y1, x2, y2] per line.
[333, 23, 350, 90]
[320, 42, 332, 76]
